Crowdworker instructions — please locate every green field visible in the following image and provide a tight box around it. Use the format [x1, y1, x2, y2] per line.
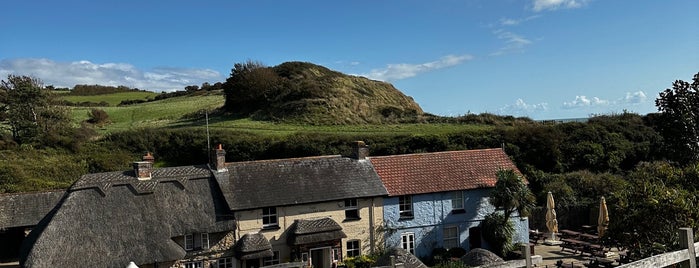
[59, 91, 159, 106]
[68, 91, 495, 136]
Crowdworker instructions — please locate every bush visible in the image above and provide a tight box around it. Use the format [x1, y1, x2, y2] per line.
[343, 255, 376, 268]
[480, 212, 514, 257]
[86, 108, 110, 125]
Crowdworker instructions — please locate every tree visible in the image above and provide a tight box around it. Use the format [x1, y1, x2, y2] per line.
[655, 72, 699, 165]
[489, 169, 536, 221]
[0, 75, 71, 145]
[222, 60, 281, 115]
[482, 169, 535, 257]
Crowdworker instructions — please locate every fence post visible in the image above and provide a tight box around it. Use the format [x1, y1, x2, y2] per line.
[522, 243, 532, 268]
[390, 255, 395, 268]
[679, 228, 696, 268]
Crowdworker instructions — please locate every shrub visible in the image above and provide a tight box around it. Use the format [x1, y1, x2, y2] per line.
[480, 212, 515, 257]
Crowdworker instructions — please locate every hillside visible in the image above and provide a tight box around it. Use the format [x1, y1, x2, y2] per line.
[224, 61, 424, 124]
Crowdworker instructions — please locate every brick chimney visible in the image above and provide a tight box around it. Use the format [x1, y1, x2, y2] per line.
[134, 152, 154, 180]
[211, 144, 227, 172]
[143, 152, 155, 163]
[351, 141, 369, 160]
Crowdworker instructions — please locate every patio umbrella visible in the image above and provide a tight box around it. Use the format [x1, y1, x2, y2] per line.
[597, 196, 610, 237]
[545, 192, 559, 238]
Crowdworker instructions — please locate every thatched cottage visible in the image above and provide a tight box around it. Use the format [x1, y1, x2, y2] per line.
[21, 151, 237, 268]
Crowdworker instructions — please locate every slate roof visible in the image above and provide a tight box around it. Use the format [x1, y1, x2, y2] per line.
[21, 165, 235, 268]
[369, 148, 522, 196]
[222, 155, 388, 210]
[0, 190, 65, 229]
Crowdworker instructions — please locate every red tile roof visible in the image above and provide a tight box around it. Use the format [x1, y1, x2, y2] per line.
[369, 148, 522, 196]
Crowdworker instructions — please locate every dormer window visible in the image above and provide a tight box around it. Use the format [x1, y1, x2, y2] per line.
[184, 233, 209, 251]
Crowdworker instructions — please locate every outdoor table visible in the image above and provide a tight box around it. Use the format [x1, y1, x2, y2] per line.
[560, 238, 588, 254]
[530, 230, 544, 244]
[579, 233, 600, 242]
[561, 229, 581, 238]
[594, 257, 615, 268]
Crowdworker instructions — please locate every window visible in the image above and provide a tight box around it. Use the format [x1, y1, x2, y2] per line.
[401, 233, 415, 254]
[346, 240, 361, 257]
[216, 258, 234, 268]
[201, 232, 210, 249]
[443, 226, 459, 249]
[398, 196, 413, 219]
[333, 248, 341, 262]
[185, 234, 194, 250]
[185, 262, 203, 268]
[262, 207, 278, 228]
[345, 199, 360, 220]
[451, 191, 464, 212]
[263, 250, 280, 266]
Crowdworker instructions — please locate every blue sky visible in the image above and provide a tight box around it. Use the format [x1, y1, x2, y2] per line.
[1, 0, 697, 120]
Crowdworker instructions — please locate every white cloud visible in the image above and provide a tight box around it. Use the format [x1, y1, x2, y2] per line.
[0, 58, 222, 92]
[561, 91, 649, 110]
[532, 0, 589, 12]
[562, 95, 609, 109]
[499, 15, 541, 26]
[622, 91, 647, 104]
[361, 54, 473, 81]
[499, 98, 548, 116]
[491, 30, 533, 56]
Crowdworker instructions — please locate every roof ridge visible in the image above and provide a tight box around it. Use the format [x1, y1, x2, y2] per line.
[368, 148, 503, 159]
[227, 155, 342, 165]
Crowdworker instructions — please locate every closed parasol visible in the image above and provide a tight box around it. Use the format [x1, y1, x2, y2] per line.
[597, 196, 609, 237]
[545, 191, 559, 240]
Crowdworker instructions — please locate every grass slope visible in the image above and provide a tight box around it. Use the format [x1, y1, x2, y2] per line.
[59, 91, 159, 106]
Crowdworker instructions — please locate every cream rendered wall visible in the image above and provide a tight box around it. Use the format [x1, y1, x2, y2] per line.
[235, 197, 384, 262]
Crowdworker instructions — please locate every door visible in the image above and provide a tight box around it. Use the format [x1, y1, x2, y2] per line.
[469, 227, 482, 249]
[310, 247, 331, 268]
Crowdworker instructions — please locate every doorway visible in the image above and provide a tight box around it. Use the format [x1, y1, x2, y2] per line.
[469, 227, 482, 250]
[310, 247, 331, 268]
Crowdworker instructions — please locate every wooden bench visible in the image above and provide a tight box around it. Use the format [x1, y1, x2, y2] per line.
[560, 238, 587, 254]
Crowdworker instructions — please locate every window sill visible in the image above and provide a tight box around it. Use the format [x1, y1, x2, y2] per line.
[343, 217, 362, 222]
[399, 215, 414, 221]
[261, 225, 281, 231]
[451, 209, 466, 214]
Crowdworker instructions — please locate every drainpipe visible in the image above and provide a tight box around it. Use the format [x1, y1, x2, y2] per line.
[369, 197, 375, 254]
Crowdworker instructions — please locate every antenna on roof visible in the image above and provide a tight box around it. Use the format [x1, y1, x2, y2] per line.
[206, 110, 211, 164]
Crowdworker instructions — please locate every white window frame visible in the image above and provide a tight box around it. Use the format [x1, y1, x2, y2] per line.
[452, 191, 464, 211]
[345, 199, 360, 220]
[201, 232, 210, 249]
[333, 248, 341, 262]
[263, 250, 280, 266]
[399, 195, 413, 218]
[443, 226, 459, 249]
[262, 207, 278, 228]
[401, 232, 415, 254]
[185, 261, 203, 268]
[346, 239, 361, 257]
[185, 234, 194, 250]
[217, 257, 234, 268]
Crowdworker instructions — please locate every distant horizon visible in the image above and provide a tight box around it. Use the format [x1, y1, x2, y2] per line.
[2, 0, 696, 120]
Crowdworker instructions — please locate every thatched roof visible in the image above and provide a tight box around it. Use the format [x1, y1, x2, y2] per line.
[21, 165, 235, 268]
[0, 190, 65, 229]
[222, 155, 388, 210]
[460, 248, 504, 267]
[287, 218, 347, 245]
[375, 248, 428, 268]
[235, 233, 274, 260]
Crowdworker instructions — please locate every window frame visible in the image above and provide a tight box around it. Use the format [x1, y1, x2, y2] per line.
[443, 226, 459, 249]
[344, 199, 360, 220]
[262, 207, 278, 228]
[263, 250, 280, 266]
[401, 232, 415, 254]
[398, 195, 413, 219]
[201, 232, 210, 249]
[185, 234, 194, 250]
[184, 261, 203, 268]
[451, 191, 464, 212]
[216, 257, 234, 268]
[346, 239, 361, 257]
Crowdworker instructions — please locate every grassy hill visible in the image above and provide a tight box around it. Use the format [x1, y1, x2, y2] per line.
[224, 61, 425, 124]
